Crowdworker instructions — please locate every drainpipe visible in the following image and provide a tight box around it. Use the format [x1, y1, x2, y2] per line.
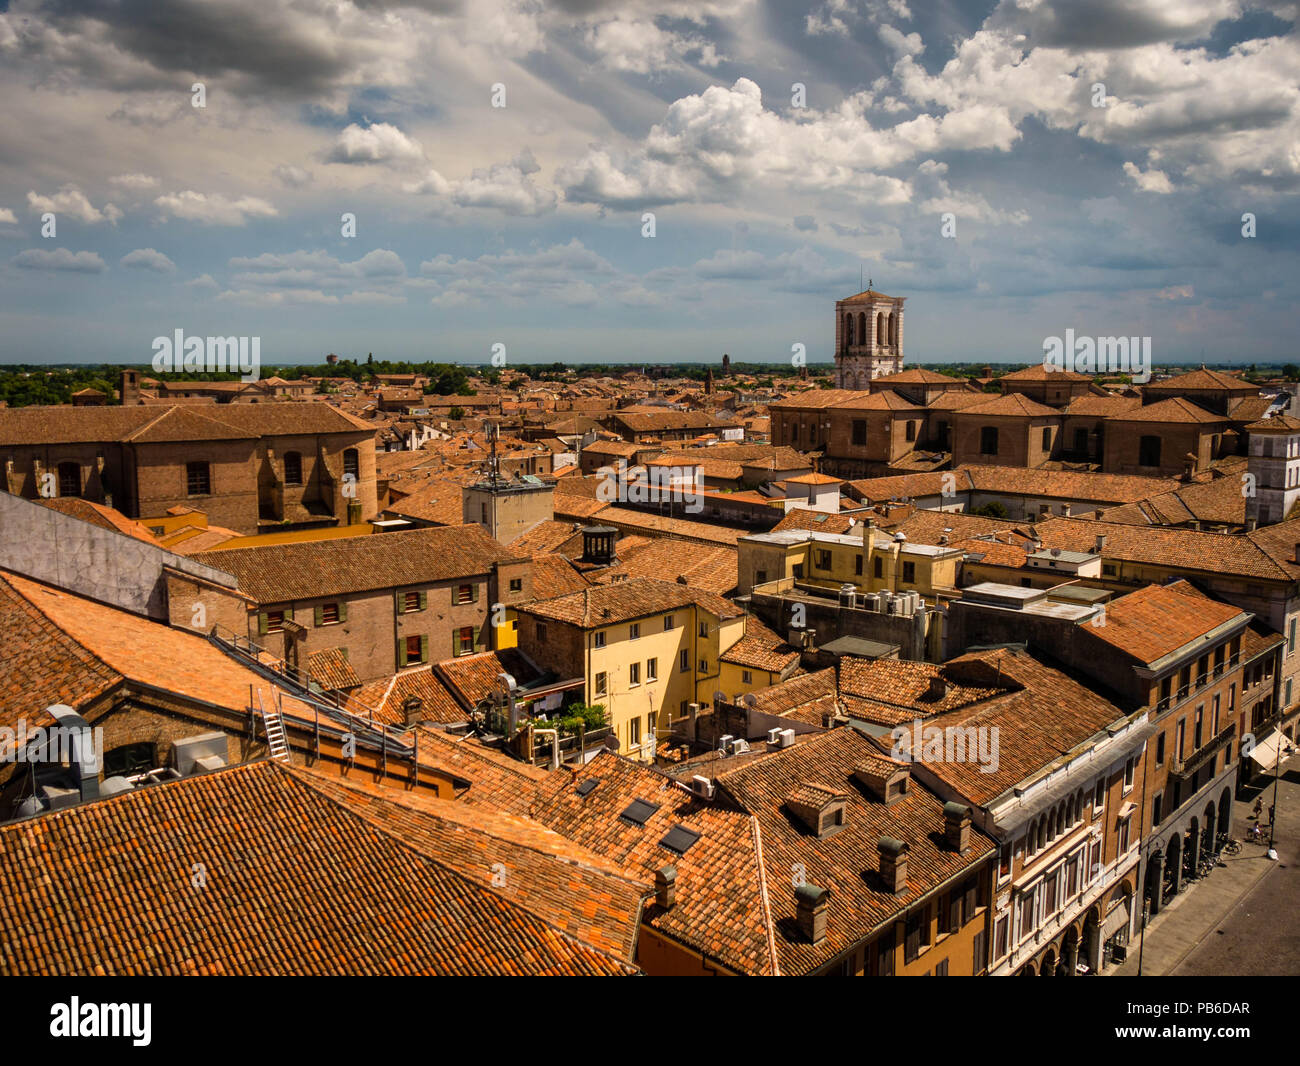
[534, 727, 560, 771]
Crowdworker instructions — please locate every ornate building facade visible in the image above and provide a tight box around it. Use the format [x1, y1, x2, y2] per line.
[834, 288, 905, 388]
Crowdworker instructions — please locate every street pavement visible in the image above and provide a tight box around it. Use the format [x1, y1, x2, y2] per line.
[1113, 749, 1300, 976]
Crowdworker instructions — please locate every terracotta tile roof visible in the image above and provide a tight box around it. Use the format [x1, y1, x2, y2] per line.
[415, 726, 549, 813]
[0, 573, 123, 729]
[528, 553, 592, 599]
[839, 288, 897, 302]
[926, 391, 998, 411]
[0, 569, 319, 729]
[1246, 413, 1300, 432]
[916, 648, 1135, 803]
[306, 648, 360, 691]
[1227, 396, 1273, 422]
[1034, 516, 1293, 581]
[1144, 367, 1257, 393]
[518, 577, 743, 628]
[1063, 394, 1142, 416]
[384, 479, 471, 525]
[0, 762, 637, 975]
[553, 495, 613, 521]
[998, 364, 1092, 382]
[886, 508, 1018, 543]
[838, 658, 1013, 726]
[511, 520, 585, 555]
[713, 728, 994, 974]
[580, 505, 749, 546]
[1085, 583, 1248, 664]
[193, 525, 518, 602]
[958, 393, 1058, 418]
[1116, 396, 1228, 424]
[37, 498, 165, 545]
[294, 768, 650, 961]
[748, 667, 837, 717]
[588, 538, 738, 595]
[350, 668, 466, 726]
[720, 617, 800, 674]
[785, 472, 843, 485]
[849, 470, 966, 500]
[873, 368, 967, 384]
[532, 753, 779, 975]
[770, 509, 865, 535]
[434, 648, 545, 710]
[957, 465, 1180, 502]
[769, 389, 865, 410]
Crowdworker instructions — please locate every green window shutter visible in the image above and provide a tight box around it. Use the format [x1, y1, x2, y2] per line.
[314, 605, 324, 626]
[417, 590, 427, 611]
[257, 611, 268, 636]
[395, 590, 406, 615]
[419, 635, 429, 663]
[397, 638, 408, 667]
[471, 582, 480, 602]
[286, 607, 294, 622]
[338, 601, 348, 623]
[451, 586, 458, 606]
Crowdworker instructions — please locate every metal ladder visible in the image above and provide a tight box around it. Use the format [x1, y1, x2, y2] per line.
[256, 689, 291, 762]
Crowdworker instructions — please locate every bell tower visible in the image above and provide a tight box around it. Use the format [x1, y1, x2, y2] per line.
[834, 285, 904, 389]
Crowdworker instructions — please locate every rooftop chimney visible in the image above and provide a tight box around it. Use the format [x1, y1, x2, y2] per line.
[878, 837, 909, 894]
[795, 883, 830, 945]
[943, 801, 972, 854]
[928, 675, 948, 701]
[655, 866, 677, 909]
[402, 695, 424, 727]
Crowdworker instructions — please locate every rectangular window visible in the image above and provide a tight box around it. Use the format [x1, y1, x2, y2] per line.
[814, 549, 831, 570]
[1177, 719, 1186, 761]
[1041, 426, 1051, 450]
[980, 425, 999, 456]
[994, 915, 1009, 960]
[1043, 873, 1058, 916]
[265, 610, 286, 634]
[699, 659, 707, 674]
[403, 590, 422, 612]
[999, 844, 1012, 879]
[855, 554, 863, 576]
[904, 912, 922, 963]
[509, 578, 522, 593]
[319, 602, 339, 625]
[594, 631, 606, 649]
[595, 672, 608, 697]
[1229, 682, 1236, 713]
[1123, 757, 1135, 791]
[629, 622, 640, 640]
[902, 561, 916, 584]
[852, 419, 867, 446]
[186, 461, 211, 496]
[537, 622, 547, 643]
[1118, 816, 1131, 853]
[410, 634, 430, 663]
[1156, 732, 1165, 766]
[1018, 892, 1035, 940]
[455, 583, 474, 605]
[972, 929, 987, 974]
[906, 421, 917, 443]
[630, 718, 641, 745]
[699, 622, 709, 638]
[680, 649, 690, 672]
[742, 669, 752, 684]
[454, 627, 473, 656]
[629, 662, 641, 686]
[755, 570, 767, 585]
[1152, 793, 1163, 826]
[1066, 856, 1080, 898]
[664, 614, 675, 631]
[873, 556, 883, 578]
[646, 657, 658, 681]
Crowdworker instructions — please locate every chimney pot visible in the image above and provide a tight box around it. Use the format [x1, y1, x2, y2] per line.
[928, 675, 948, 700]
[877, 837, 909, 893]
[943, 801, 972, 854]
[795, 883, 831, 944]
[655, 866, 677, 909]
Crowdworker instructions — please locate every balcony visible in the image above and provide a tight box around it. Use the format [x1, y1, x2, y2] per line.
[1170, 723, 1236, 782]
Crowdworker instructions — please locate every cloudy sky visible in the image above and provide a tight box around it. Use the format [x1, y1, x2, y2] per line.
[1, 0, 1297, 368]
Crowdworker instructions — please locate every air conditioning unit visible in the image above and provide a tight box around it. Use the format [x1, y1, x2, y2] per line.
[768, 727, 783, 744]
[727, 738, 751, 755]
[779, 729, 796, 748]
[719, 734, 734, 753]
[691, 775, 715, 799]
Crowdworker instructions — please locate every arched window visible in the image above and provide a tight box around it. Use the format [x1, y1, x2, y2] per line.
[284, 451, 303, 486]
[57, 462, 81, 498]
[846, 315, 855, 346]
[877, 312, 885, 345]
[891, 313, 899, 346]
[858, 312, 867, 344]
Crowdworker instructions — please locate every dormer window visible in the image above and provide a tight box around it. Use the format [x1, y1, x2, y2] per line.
[784, 784, 849, 838]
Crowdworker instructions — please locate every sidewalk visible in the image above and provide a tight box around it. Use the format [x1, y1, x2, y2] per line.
[1112, 750, 1297, 976]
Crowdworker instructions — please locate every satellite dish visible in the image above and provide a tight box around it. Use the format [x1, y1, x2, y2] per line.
[743, 692, 758, 709]
[713, 690, 726, 705]
[604, 734, 620, 752]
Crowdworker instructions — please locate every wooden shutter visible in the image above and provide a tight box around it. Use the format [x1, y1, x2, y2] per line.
[338, 601, 348, 623]
[972, 929, 987, 975]
[397, 638, 408, 667]
[471, 582, 480, 602]
[419, 635, 429, 663]
[396, 590, 407, 615]
[286, 607, 294, 622]
[417, 590, 427, 611]
[948, 894, 962, 933]
[963, 880, 977, 924]
[314, 605, 324, 626]
[257, 611, 268, 636]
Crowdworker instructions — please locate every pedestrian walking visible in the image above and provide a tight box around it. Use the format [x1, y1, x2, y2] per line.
[1253, 798, 1263, 820]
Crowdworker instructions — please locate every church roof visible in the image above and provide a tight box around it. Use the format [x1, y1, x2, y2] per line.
[838, 289, 899, 304]
[1143, 367, 1256, 393]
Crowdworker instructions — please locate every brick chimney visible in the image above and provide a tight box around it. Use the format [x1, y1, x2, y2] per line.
[402, 695, 424, 727]
[928, 675, 948, 700]
[878, 838, 909, 893]
[655, 866, 677, 909]
[944, 801, 972, 854]
[795, 883, 830, 944]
